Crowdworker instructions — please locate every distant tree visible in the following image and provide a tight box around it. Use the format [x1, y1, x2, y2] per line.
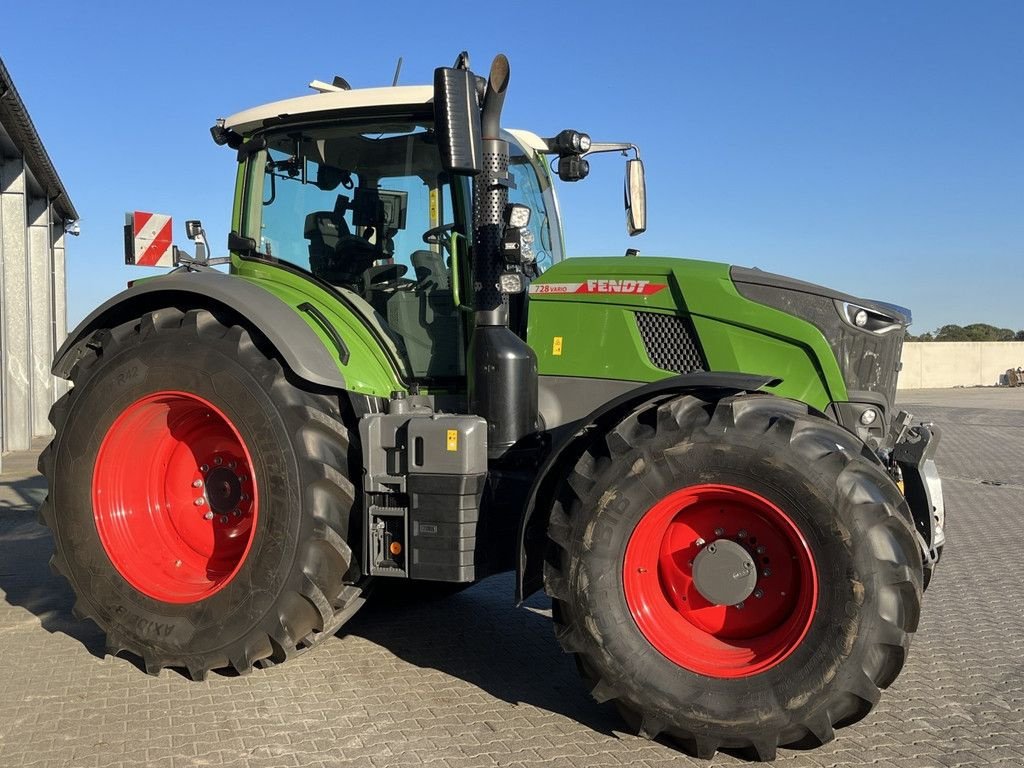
[932, 323, 1015, 342]
[905, 325, 1023, 341]
[933, 324, 969, 341]
[963, 323, 1015, 341]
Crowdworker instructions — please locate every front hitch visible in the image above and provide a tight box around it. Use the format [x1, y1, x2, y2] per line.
[892, 413, 945, 562]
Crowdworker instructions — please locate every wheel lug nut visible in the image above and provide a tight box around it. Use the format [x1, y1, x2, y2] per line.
[228, 461, 236, 470]
[192, 479, 204, 489]
[200, 464, 209, 473]
[694, 538, 706, 547]
[753, 589, 764, 599]
[240, 493, 249, 502]
[239, 476, 248, 483]
[232, 509, 241, 517]
[762, 568, 772, 577]
[714, 528, 725, 537]
[735, 601, 745, 610]
[756, 545, 766, 554]
[214, 456, 223, 466]
[220, 516, 229, 524]
[204, 511, 214, 520]
[194, 497, 205, 506]
[737, 529, 747, 539]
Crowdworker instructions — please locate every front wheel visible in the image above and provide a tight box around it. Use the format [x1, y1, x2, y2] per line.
[39, 308, 366, 678]
[544, 394, 923, 760]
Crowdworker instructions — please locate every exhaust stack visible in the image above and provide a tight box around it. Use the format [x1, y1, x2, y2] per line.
[468, 55, 538, 458]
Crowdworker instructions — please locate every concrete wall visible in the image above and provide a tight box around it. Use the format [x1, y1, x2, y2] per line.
[898, 342, 1024, 389]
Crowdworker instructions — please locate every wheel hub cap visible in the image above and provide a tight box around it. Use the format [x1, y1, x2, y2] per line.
[691, 539, 757, 606]
[205, 465, 243, 514]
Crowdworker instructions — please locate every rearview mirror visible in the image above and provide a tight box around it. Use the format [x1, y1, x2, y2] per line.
[433, 67, 482, 175]
[625, 158, 646, 236]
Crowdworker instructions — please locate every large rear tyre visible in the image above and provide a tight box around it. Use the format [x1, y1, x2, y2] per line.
[39, 308, 366, 679]
[544, 393, 923, 760]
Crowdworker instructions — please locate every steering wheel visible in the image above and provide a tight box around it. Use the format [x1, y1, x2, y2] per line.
[421, 223, 456, 252]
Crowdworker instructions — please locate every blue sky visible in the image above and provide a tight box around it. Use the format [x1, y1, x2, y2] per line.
[4, 1, 1021, 332]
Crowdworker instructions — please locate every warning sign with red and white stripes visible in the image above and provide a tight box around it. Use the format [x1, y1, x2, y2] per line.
[124, 211, 175, 267]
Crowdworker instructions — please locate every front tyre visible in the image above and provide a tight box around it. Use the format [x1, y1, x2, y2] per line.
[39, 308, 365, 679]
[544, 394, 923, 760]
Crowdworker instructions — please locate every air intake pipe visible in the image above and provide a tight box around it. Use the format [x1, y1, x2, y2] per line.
[468, 55, 538, 458]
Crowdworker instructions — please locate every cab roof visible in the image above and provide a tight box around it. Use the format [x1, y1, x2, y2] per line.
[223, 85, 433, 134]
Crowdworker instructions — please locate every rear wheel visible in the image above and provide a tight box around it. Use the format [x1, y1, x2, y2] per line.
[544, 393, 922, 760]
[39, 308, 366, 678]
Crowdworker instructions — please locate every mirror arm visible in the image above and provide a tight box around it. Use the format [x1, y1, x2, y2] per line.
[535, 141, 640, 159]
[583, 143, 640, 159]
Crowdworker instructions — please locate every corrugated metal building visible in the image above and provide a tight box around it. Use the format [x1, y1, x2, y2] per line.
[0, 56, 78, 472]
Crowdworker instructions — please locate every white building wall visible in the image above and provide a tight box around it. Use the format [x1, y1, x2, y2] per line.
[1, 155, 31, 454]
[27, 195, 54, 437]
[898, 342, 1024, 389]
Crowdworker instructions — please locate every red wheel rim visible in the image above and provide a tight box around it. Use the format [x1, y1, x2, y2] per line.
[623, 484, 817, 678]
[92, 391, 259, 604]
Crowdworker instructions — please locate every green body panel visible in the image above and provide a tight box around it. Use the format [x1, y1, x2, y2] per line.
[526, 256, 848, 412]
[230, 258, 405, 397]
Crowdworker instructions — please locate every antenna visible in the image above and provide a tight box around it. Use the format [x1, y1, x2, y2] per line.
[392, 57, 403, 87]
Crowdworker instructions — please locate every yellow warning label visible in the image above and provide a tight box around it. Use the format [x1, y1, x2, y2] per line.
[552, 336, 563, 356]
[429, 188, 439, 227]
[446, 429, 458, 452]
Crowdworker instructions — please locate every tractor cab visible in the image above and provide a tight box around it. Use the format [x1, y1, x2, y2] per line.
[230, 108, 564, 385]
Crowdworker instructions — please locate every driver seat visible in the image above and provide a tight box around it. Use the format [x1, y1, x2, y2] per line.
[305, 211, 376, 286]
[305, 210, 347, 269]
[410, 250, 449, 289]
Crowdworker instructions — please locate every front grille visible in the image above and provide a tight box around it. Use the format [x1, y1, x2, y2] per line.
[636, 312, 707, 374]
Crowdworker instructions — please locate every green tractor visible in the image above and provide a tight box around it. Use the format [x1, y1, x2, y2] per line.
[41, 53, 944, 760]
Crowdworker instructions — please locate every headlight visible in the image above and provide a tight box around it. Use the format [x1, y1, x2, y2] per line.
[498, 272, 526, 294]
[837, 301, 903, 334]
[504, 203, 531, 229]
[550, 129, 592, 154]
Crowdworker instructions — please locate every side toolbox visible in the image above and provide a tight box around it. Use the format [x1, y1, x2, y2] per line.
[359, 400, 487, 582]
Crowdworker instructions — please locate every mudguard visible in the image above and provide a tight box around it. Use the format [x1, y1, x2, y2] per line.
[53, 270, 346, 389]
[515, 372, 778, 603]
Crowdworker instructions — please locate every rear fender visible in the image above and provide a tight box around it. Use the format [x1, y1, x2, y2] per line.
[54, 271, 396, 397]
[515, 372, 777, 603]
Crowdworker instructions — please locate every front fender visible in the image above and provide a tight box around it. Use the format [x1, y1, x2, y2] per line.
[515, 372, 778, 604]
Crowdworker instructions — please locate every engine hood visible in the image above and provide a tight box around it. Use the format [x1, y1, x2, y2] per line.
[730, 266, 912, 327]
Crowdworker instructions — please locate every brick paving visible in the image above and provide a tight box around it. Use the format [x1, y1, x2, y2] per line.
[1, 389, 1022, 767]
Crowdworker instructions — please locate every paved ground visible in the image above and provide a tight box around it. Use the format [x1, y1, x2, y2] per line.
[1, 389, 1022, 768]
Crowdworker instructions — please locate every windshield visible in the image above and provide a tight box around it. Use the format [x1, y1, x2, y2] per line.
[242, 118, 468, 381]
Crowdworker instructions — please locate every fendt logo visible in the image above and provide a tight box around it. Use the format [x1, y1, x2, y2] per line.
[529, 280, 667, 296]
[584, 279, 663, 295]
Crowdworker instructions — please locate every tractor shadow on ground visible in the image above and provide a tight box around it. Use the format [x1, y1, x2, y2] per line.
[0, 477, 107, 660]
[344, 573, 624, 740]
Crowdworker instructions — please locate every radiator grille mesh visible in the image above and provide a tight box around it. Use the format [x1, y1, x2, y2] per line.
[636, 312, 707, 373]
